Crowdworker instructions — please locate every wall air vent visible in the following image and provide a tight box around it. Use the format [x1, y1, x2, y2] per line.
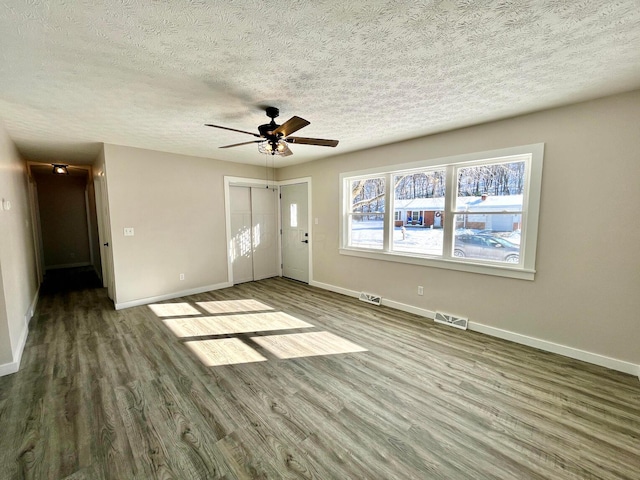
[359, 292, 382, 306]
[434, 311, 468, 330]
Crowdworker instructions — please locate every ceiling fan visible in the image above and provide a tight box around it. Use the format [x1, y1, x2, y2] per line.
[205, 106, 339, 157]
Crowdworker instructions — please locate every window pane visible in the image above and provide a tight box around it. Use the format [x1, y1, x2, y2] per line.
[456, 161, 525, 212]
[393, 221, 444, 255]
[349, 214, 384, 249]
[392, 170, 445, 255]
[453, 215, 521, 264]
[350, 178, 385, 213]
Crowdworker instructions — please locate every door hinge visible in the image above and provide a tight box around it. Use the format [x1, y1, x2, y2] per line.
[280, 229, 282, 235]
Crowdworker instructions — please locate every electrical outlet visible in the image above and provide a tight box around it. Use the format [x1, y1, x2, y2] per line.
[124, 227, 134, 236]
[179, 273, 185, 281]
[418, 286, 424, 296]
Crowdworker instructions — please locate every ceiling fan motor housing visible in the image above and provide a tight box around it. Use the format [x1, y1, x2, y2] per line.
[258, 123, 280, 138]
[259, 107, 281, 138]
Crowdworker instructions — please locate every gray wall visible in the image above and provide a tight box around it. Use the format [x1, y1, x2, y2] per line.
[277, 90, 640, 368]
[102, 144, 269, 307]
[0, 121, 38, 370]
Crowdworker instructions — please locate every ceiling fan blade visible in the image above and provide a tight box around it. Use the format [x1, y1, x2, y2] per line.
[280, 143, 293, 157]
[273, 116, 310, 137]
[220, 140, 262, 149]
[205, 124, 261, 138]
[285, 136, 339, 147]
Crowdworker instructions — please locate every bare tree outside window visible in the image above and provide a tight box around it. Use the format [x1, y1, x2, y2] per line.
[348, 178, 386, 249]
[341, 145, 543, 278]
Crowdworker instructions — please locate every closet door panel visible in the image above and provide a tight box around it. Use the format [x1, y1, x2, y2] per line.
[251, 187, 279, 280]
[229, 186, 253, 284]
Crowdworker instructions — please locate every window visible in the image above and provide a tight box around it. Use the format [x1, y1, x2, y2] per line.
[340, 144, 544, 280]
[393, 169, 446, 255]
[346, 177, 386, 250]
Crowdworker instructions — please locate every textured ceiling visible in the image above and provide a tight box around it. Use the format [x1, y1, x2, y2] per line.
[1, 1, 640, 168]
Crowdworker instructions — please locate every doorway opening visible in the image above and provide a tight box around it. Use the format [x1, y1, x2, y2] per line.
[28, 163, 103, 293]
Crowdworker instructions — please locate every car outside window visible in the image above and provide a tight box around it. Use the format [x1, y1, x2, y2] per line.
[340, 144, 544, 280]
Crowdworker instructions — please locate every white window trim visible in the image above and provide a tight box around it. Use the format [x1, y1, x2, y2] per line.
[339, 143, 544, 280]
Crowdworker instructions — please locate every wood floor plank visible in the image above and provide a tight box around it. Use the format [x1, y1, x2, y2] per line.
[1, 274, 639, 479]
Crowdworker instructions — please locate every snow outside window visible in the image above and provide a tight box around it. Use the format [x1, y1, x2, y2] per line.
[393, 169, 446, 255]
[347, 177, 386, 250]
[339, 144, 544, 280]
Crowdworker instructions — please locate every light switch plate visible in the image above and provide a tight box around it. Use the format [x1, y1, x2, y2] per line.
[124, 227, 134, 236]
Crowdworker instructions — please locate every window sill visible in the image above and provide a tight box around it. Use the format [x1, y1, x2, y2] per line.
[339, 247, 535, 280]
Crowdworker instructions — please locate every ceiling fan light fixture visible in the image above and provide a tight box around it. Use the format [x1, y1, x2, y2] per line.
[52, 164, 69, 175]
[258, 140, 285, 156]
[258, 140, 272, 154]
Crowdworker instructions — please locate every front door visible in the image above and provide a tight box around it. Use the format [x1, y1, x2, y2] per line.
[280, 183, 309, 283]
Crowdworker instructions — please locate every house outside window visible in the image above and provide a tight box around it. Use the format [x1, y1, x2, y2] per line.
[340, 144, 544, 280]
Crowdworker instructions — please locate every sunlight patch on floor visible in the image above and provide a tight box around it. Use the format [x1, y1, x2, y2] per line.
[252, 331, 368, 359]
[196, 299, 274, 314]
[185, 338, 267, 366]
[148, 303, 201, 317]
[163, 311, 314, 337]
[149, 297, 368, 367]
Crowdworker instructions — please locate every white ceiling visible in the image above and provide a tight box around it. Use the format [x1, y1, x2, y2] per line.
[1, 1, 639, 168]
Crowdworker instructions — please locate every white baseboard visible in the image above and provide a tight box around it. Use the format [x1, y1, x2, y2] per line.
[115, 281, 233, 310]
[0, 359, 20, 377]
[0, 301, 37, 378]
[0, 287, 40, 377]
[468, 322, 640, 377]
[310, 280, 435, 320]
[27, 287, 39, 326]
[309, 280, 639, 378]
[309, 280, 359, 299]
[382, 298, 435, 319]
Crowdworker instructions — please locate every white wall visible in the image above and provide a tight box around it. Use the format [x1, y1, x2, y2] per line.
[0, 121, 38, 374]
[102, 144, 268, 308]
[277, 90, 640, 371]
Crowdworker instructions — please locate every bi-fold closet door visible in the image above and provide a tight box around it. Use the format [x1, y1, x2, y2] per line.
[229, 186, 279, 284]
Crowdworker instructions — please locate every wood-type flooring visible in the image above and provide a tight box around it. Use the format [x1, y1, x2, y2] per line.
[1, 275, 639, 479]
